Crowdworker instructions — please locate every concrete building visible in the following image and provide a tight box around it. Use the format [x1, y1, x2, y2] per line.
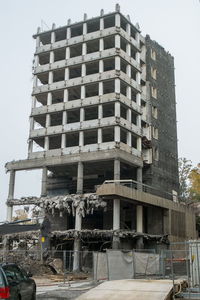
[5, 5, 196, 267]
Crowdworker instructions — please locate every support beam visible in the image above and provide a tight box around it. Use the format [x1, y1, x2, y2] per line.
[136, 205, 144, 249]
[41, 167, 47, 196]
[137, 167, 142, 190]
[73, 162, 84, 271]
[113, 159, 120, 249]
[7, 170, 15, 222]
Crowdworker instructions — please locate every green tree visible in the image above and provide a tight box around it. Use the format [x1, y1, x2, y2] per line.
[178, 157, 192, 202]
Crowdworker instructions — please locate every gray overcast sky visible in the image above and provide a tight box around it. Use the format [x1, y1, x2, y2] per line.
[0, 0, 199, 221]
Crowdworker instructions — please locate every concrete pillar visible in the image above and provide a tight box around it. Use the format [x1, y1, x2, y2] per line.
[136, 93, 141, 106]
[67, 27, 71, 39]
[136, 205, 144, 249]
[7, 170, 16, 222]
[80, 108, 84, 122]
[79, 131, 84, 146]
[65, 68, 69, 81]
[50, 51, 54, 64]
[115, 102, 120, 117]
[136, 71, 141, 85]
[66, 47, 70, 59]
[31, 96, 36, 109]
[127, 65, 131, 78]
[127, 108, 131, 122]
[44, 136, 49, 151]
[82, 64, 86, 77]
[83, 22, 87, 35]
[99, 38, 104, 51]
[47, 92, 52, 106]
[115, 13, 120, 27]
[115, 78, 120, 93]
[137, 167, 142, 190]
[81, 86, 85, 99]
[113, 159, 120, 249]
[99, 82, 103, 96]
[98, 104, 103, 119]
[46, 114, 50, 127]
[36, 36, 40, 48]
[127, 43, 131, 56]
[100, 18, 104, 30]
[137, 137, 142, 152]
[41, 167, 47, 196]
[98, 128, 102, 144]
[30, 117, 34, 131]
[127, 86, 131, 100]
[127, 24, 131, 36]
[51, 31, 55, 44]
[115, 56, 120, 71]
[33, 75, 38, 88]
[73, 162, 84, 271]
[63, 111, 67, 125]
[115, 35, 120, 49]
[127, 132, 131, 147]
[82, 43, 86, 55]
[114, 126, 120, 142]
[64, 89, 68, 102]
[99, 60, 103, 73]
[136, 52, 140, 64]
[28, 140, 33, 154]
[48, 71, 53, 84]
[61, 134, 66, 149]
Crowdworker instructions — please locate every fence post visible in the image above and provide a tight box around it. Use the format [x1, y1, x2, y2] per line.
[63, 250, 66, 284]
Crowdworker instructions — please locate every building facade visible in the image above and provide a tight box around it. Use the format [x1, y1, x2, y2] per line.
[5, 5, 195, 269]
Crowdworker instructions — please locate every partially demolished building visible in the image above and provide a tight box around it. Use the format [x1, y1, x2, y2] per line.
[5, 5, 196, 267]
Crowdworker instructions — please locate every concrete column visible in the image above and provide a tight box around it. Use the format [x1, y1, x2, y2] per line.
[50, 51, 54, 64]
[115, 35, 120, 49]
[67, 27, 71, 39]
[99, 38, 104, 51]
[127, 64, 131, 78]
[115, 78, 120, 93]
[34, 55, 39, 67]
[33, 75, 38, 88]
[82, 64, 86, 77]
[76, 161, 83, 194]
[136, 52, 140, 64]
[41, 167, 47, 196]
[137, 137, 142, 152]
[47, 92, 52, 105]
[30, 117, 34, 131]
[79, 131, 84, 146]
[127, 86, 131, 100]
[82, 43, 86, 55]
[136, 205, 143, 232]
[99, 82, 103, 96]
[7, 170, 16, 222]
[81, 86, 85, 99]
[44, 136, 49, 151]
[48, 71, 53, 84]
[113, 159, 120, 249]
[73, 161, 84, 271]
[80, 108, 84, 122]
[63, 111, 67, 125]
[115, 102, 120, 117]
[66, 47, 70, 59]
[136, 71, 141, 85]
[136, 205, 144, 249]
[98, 104, 103, 119]
[46, 114, 50, 127]
[127, 24, 131, 36]
[65, 68, 69, 80]
[51, 31, 55, 44]
[137, 167, 142, 190]
[64, 89, 68, 102]
[28, 140, 33, 154]
[98, 128, 102, 144]
[114, 126, 120, 142]
[99, 60, 103, 73]
[61, 134, 66, 149]
[127, 132, 131, 147]
[115, 56, 120, 71]
[83, 23, 87, 35]
[127, 108, 131, 122]
[136, 93, 141, 106]
[127, 43, 131, 57]
[100, 18, 104, 30]
[36, 36, 40, 48]
[115, 13, 120, 27]
[31, 96, 36, 109]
